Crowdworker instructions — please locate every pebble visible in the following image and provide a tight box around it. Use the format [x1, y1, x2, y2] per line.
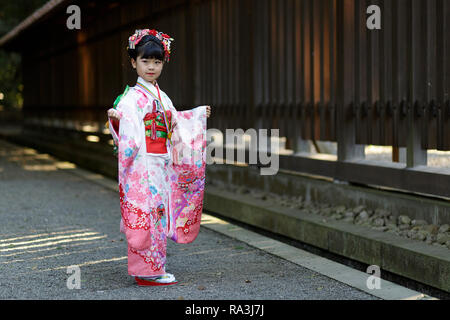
[398, 215, 411, 225]
[386, 223, 397, 230]
[224, 184, 449, 250]
[358, 211, 369, 220]
[372, 218, 385, 227]
[421, 224, 439, 235]
[436, 233, 450, 245]
[334, 205, 346, 214]
[438, 224, 450, 233]
[344, 211, 355, 218]
[331, 213, 343, 220]
[407, 230, 417, 238]
[416, 231, 428, 241]
[411, 219, 428, 227]
[352, 205, 365, 214]
[375, 209, 390, 217]
[321, 208, 332, 216]
[399, 224, 410, 231]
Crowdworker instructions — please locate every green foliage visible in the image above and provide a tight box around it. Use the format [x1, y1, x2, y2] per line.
[0, 0, 48, 110]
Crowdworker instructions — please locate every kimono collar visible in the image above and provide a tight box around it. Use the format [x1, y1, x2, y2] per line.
[136, 76, 159, 97]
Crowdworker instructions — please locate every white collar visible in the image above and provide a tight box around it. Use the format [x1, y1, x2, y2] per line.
[137, 76, 158, 91]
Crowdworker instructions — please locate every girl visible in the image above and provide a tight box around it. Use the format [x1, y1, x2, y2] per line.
[107, 29, 211, 286]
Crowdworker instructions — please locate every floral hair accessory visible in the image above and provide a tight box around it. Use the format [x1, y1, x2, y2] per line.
[127, 29, 174, 62]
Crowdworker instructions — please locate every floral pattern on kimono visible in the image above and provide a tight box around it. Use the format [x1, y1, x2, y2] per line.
[108, 77, 207, 277]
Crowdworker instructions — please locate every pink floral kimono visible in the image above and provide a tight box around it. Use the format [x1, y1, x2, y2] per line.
[108, 76, 207, 277]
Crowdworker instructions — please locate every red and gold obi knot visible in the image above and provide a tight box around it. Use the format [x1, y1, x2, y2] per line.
[143, 110, 172, 154]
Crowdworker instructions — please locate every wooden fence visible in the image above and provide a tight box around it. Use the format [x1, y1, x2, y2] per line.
[14, 0, 450, 197]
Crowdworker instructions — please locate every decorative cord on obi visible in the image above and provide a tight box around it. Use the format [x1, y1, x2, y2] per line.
[143, 111, 172, 154]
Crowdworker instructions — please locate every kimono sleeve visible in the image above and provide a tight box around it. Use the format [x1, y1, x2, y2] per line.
[108, 86, 131, 151]
[167, 105, 207, 244]
[163, 92, 179, 128]
[117, 100, 143, 168]
[108, 108, 123, 148]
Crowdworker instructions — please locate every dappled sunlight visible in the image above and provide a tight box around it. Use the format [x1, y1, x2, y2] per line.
[55, 161, 77, 169]
[16, 256, 128, 276]
[0, 234, 107, 253]
[0, 226, 128, 278]
[0, 231, 101, 248]
[0, 228, 93, 243]
[2, 244, 120, 265]
[22, 164, 59, 171]
[0, 225, 80, 240]
[201, 214, 230, 226]
[0, 239, 118, 258]
[86, 135, 100, 143]
[80, 124, 99, 133]
[427, 149, 450, 168]
[0, 142, 78, 172]
[0, 227, 108, 254]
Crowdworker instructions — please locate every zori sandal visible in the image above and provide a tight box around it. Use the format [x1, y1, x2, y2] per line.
[135, 273, 178, 286]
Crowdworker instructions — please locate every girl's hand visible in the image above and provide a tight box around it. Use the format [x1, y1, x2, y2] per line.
[108, 108, 121, 121]
[206, 105, 211, 118]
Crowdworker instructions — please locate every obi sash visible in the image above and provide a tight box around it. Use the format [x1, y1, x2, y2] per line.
[144, 110, 172, 154]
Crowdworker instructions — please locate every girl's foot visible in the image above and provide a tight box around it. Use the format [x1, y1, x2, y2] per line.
[135, 273, 178, 286]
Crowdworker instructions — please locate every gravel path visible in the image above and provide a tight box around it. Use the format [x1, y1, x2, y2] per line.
[0, 139, 379, 300]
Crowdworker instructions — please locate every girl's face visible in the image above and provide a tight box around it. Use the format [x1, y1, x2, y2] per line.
[131, 55, 164, 84]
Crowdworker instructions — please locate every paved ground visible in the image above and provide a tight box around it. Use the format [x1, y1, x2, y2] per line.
[0, 138, 382, 300]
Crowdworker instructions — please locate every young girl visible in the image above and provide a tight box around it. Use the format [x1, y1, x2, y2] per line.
[106, 29, 211, 286]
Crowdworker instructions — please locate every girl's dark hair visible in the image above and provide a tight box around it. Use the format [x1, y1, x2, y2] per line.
[127, 35, 165, 61]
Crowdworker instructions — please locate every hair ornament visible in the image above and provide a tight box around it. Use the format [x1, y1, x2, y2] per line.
[127, 29, 174, 62]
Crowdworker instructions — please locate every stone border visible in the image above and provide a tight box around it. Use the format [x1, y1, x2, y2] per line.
[203, 186, 450, 293]
[210, 181, 450, 251]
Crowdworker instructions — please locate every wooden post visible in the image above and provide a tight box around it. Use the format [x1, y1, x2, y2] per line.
[407, 0, 427, 167]
[336, 0, 364, 162]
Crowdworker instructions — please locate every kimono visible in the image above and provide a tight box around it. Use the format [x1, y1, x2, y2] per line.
[108, 76, 207, 277]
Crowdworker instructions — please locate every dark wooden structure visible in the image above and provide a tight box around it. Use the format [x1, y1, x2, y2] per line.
[1, 0, 449, 197]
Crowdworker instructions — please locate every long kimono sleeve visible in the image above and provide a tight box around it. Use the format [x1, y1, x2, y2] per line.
[166, 104, 208, 244]
[117, 102, 143, 168]
[115, 100, 151, 251]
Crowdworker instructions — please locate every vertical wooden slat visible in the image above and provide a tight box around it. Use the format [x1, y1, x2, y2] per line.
[382, 0, 393, 146]
[424, 0, 438, 149]
[407, 0, 427, 166]
[336, 0, 364, 161]
[354, 0, 364, 144]
[301, 0, 311, 140]
[440, 0, 450, 149]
